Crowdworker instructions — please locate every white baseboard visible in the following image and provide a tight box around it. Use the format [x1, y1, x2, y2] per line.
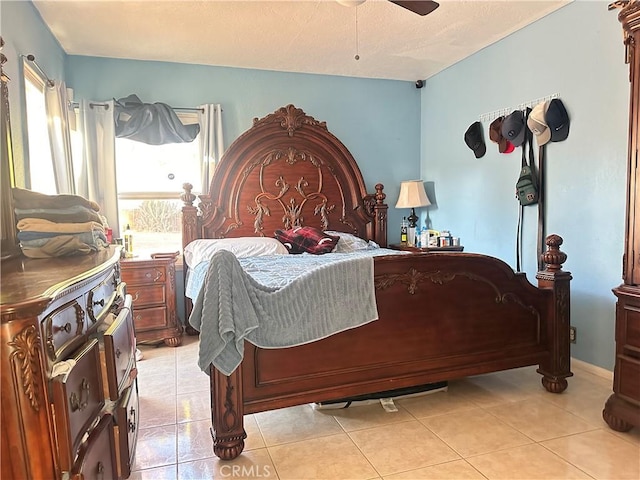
[571, 357, 613, 381]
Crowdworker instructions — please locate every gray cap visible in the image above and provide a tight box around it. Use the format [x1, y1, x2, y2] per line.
[501, 110, 527, 147]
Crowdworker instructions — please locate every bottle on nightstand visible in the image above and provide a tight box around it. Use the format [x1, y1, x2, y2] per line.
[123, 224, 134, 258]
[400, 217, 408, 244]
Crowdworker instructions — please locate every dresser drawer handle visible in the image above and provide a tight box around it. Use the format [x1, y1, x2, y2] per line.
[144, 269, 163, 282]
[54, 322, 71, 334]
[115, 348, 121, 359]
[129, 406, 137, 432]
[93, 298, 105, 307]
[132, 291, 140, 302]
[69, 378, 90, 412]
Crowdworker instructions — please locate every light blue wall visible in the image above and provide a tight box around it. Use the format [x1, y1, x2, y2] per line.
[66, 56, 422, 240]
[420, 0, 629, 370]
[1, 0, 67, 184]
[5, 0, 627, 370]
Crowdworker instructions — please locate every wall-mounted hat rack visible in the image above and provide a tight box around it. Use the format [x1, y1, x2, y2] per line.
[478, 93, 560, 124]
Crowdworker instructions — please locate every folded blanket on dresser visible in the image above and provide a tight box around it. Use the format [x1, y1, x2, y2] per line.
[14, 205, 104, 224]
[189, 249, 379, 376]
[12, 187, 101, 211]
[16, 218, 105, 234]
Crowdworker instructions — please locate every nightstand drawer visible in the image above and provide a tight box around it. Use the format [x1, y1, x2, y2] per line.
[120, 253, 182, 347]
[51, 339, 105, 470]
[124, 266, 166, 285]
[129, 283, 166, 307]
[132, 306, 169, 330]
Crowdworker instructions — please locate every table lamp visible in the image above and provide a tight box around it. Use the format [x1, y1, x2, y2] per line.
[396, 180, 431, 246]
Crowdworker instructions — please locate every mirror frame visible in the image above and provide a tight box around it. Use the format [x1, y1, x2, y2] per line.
[1, 36, 20, 260]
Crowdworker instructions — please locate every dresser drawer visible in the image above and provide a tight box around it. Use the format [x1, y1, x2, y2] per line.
[132, 306, 169, 331]
[86, 269, 118, 328]
[124, 265, 166, 285]
[618, 302, 640, 357]
[129, 282, 166, 307]
[615, 355, 640, 404]
[102, 295, 136, 401]
[51, 339, 105, 471]
[114, 381, 139, 479]
[70, 414, 117, 480]
[42, 298, 86, 362]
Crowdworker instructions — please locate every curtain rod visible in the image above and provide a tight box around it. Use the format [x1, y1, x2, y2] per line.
[478, 93, 560, 124]
[70, 102, 205, 113]
[22, 54, 54, 87]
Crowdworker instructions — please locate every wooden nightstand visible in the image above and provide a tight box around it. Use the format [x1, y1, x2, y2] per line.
[389, 244, 464, 253]
[121, 252, 183, 347]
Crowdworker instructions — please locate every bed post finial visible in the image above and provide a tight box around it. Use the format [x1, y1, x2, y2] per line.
[536, 234, 572, 394]
[540, 234, 567, 272]
[181, 182, 196, 207]
[374, 183, 386, 204]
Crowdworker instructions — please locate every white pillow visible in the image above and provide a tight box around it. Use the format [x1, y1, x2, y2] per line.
[326, 231, 379, 253]
[184, 237, 289, 268]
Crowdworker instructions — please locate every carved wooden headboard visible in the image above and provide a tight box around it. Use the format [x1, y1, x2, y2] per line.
[181, 104, 388, 248]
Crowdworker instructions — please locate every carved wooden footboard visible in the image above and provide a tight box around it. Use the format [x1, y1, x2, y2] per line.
[206, 235, 571, 460]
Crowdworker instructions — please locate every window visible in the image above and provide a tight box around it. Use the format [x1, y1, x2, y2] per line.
[115, 112, 201, 253]
[24, 64, 55, 194]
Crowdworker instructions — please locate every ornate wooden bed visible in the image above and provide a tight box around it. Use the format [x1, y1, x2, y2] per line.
[180, 104, 572, 460]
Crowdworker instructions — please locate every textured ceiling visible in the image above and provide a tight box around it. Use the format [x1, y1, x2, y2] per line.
[33, 0, 571, 81]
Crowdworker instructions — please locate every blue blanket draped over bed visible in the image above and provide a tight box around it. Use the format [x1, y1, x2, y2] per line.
[188, 249, 401, 375]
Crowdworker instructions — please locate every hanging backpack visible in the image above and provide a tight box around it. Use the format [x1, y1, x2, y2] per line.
[516, 117, 538, 206]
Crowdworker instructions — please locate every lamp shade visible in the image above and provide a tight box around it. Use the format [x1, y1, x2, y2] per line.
[395, 180, 431, 208]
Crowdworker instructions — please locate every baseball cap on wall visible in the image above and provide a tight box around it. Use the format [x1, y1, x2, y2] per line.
[527, 101, 551, 146]
[489, 116, 515, 154]
[546, 98, 570, 142]
[464, 121, 486, 159]
[501, 110, 527, 147]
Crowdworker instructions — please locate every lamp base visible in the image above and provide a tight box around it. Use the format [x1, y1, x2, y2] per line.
[407, 208, 418, 229]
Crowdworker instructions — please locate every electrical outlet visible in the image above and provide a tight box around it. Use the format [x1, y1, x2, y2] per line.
[569, 326, 577, 344]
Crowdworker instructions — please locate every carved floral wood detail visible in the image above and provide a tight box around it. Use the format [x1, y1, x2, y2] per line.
[222, 378, 238, 431]
[246, 147, 337, 234]
[252, 104, 327, 137]
[375, 268, 540, 319]
[8, 325, 42, 412]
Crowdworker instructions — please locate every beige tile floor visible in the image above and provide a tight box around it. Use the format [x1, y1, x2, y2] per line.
[130, 336, 640, 480]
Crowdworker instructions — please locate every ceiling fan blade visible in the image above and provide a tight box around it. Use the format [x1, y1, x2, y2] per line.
[389, 1, 439, 16]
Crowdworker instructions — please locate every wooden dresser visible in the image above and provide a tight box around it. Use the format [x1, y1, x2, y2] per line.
[120, 252, 182, 347]
[603, 0, 640, 432]
[0, 246, 139, 479]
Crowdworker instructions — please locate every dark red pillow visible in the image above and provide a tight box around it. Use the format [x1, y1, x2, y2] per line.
[275, 227, 339, 255]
